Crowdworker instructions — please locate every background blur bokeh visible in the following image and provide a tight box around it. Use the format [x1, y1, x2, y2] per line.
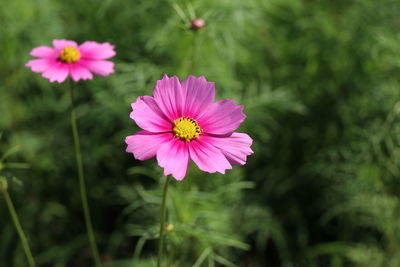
[2, 0, 400, 266]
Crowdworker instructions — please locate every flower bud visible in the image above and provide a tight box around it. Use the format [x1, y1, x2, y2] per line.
[165, 224, 174, 232]
[191, 18, 205, 30]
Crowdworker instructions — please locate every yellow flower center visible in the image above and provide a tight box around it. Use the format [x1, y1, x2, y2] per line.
[173, 116, 202, 142]
[59, 46, 81, 63]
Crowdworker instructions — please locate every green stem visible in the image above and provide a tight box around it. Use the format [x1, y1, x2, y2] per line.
[157, 175, 171, 267]
[189, 31, 199, 75]
[69, 81, 102, 267]
[2, 189, 35, 267]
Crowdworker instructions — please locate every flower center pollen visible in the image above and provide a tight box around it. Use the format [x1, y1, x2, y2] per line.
[59, 46, 81, 63]
[173, 116, 202, 142]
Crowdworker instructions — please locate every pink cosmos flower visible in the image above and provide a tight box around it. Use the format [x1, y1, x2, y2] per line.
[125, 75, 253, 180]
[25, 39, 115, 83]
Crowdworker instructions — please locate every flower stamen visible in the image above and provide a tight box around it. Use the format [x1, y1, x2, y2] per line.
[173, 116, 202, 142]
[59, 46, 81, 63]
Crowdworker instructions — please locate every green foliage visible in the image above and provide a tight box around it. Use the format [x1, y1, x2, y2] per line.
[1, 0, 400, 266]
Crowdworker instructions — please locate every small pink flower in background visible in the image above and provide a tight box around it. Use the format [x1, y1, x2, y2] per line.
[125, 75, 253, 180]
[26, 39, 116, 83]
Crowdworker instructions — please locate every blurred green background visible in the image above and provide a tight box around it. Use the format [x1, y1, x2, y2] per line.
[1, 0, 400, 266]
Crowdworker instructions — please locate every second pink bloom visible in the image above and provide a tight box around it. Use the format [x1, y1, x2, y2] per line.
[26, 39, 115, 83]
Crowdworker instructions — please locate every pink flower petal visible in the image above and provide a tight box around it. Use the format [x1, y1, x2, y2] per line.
[52, 39, 78, 49]
[181, 75, 215, 118]
[79, 59, 114, 76]
[30, 46, 58, 58]
[197, 99, 246, 135]
[157, 138, 190, 180]
[126, 131, 173, 160]
[25, 59, 56, 73]
[69, 63, 93, 81]
[79, 41, 116, 60]
[42, 62, 69, 83]
[189, 138, 232, 174]
[153, 74, 184, 121]
[201, 133, 253, 165]
[130, 96, 172, 133]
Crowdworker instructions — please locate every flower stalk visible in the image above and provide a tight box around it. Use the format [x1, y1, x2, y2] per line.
[0, 178, 35, 267]
[68, 81, 102, 267]
[157, 175, 171, 267]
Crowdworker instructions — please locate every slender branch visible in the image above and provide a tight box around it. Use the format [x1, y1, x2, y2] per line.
[189, 31, 199, 74]
[68, 80, 102, 267]
[157, 175, 171, 267]
[1, 186, 35, 267]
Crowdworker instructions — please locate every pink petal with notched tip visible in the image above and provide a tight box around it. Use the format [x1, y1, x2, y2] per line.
[42, 61, 69, 83]
[79, 59, 114, 76]
[201, 133, 253, 165]
[181, 75, 215, 118]
[189, 137, 232, 174]
[197, 99, 246, 136]
[25, 59, 57, 73]
[157, 138, 190, 180]
[79, 41, 116, 60]
[130, 96, 172, 133]
[153, 74, 183, 121]
[126, 131, 173, 160]
[69, 63, 93, 81]
[52, 39, 78, 49]
[30, 46, 59, 58]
